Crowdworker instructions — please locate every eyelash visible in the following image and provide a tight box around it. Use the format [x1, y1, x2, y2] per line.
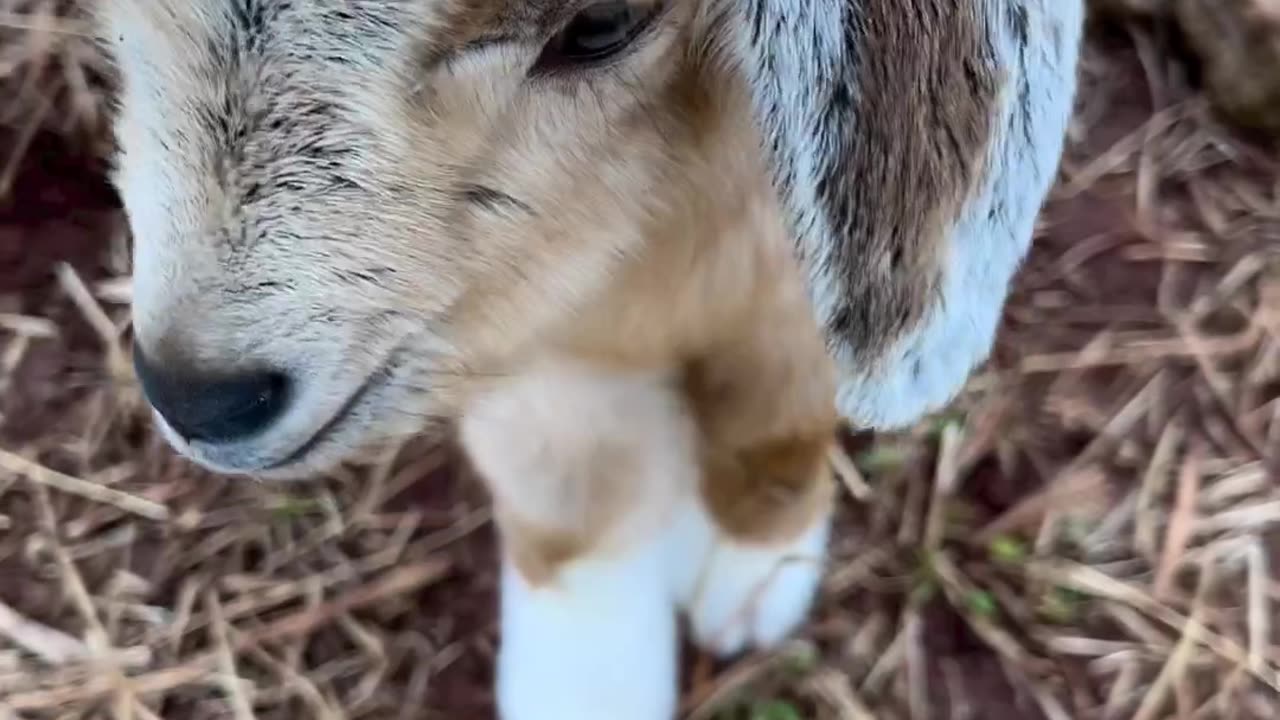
[529, 2, 665, 78]
[446, 3, 665, 85]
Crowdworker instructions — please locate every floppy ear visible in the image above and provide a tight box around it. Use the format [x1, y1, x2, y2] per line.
[724, 0, 1085, 429]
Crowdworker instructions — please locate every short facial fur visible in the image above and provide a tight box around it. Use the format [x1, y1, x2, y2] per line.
[102, 0, 723, 475]
[98, 0, 1083, 471]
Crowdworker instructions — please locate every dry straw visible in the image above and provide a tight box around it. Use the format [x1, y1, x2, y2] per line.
[1, 3, 1278, 719]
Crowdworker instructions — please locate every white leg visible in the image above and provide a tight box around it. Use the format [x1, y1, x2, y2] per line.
[496, 537, 678, 720]
[667, 496, 831, 658]
[459, 358, 698, 720]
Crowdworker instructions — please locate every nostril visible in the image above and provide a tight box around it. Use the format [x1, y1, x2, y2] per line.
[132, 348, 291, 443]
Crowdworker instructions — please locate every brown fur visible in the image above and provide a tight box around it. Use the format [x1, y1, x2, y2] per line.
[96, 0, 1008, 583]
[820, 0, 1004, 362]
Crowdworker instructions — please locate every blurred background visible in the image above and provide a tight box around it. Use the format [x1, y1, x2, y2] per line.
[0, 1, 1277, 718]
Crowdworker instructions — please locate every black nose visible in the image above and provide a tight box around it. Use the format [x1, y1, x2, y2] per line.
[132, 347, 291, 443]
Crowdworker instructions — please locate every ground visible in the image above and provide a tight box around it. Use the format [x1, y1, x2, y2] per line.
[1, 6, 1279, 720]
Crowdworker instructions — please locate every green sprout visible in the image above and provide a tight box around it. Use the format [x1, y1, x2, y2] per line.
[966, 589, 999, 618]
[749, 699, 805, 720]
[269, 495, 322, 521]
[855, 443, 911, 475]
[988, 535, 1029, 565]
[1039, 586, 1090, 624]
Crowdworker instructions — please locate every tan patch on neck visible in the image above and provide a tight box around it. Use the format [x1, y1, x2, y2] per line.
[500, 512, 591, 587]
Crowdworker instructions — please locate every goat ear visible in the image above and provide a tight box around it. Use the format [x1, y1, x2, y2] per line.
[726, 0, 1084, 429]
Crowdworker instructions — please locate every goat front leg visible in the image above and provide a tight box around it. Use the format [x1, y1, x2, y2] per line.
[672, 320, 840, 659]
[460, 359, 698, 720]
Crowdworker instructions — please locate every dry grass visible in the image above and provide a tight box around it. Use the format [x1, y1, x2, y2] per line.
[2, 4, 1279, 720]
[0, 0, 111, 196]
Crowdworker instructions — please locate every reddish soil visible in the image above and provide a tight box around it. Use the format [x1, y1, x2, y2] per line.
[0, 127, 122, 450]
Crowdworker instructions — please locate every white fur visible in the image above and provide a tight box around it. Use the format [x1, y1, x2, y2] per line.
[458, 358, 696, 558]
[667, 497, 832, 658]
[723, 0, 851, 327]
[496, 540, 679, 720]
[459, 359, 698, 720]
[834, 0, 1086, 428]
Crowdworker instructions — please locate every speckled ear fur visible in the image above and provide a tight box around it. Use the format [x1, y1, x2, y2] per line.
[725, 0, 1085, 429]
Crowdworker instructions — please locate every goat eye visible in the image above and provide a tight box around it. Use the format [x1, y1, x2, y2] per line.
[532, 1, 658, 74]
